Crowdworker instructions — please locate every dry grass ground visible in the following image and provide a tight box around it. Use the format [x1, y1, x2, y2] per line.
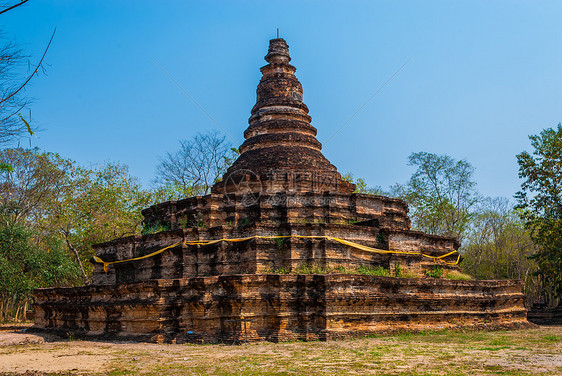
[0, 325, 560, 376]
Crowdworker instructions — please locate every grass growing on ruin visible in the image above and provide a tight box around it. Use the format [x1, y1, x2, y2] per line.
[1, 326, 561, 376]
[267, 263, 391, 276]
[355, 265, 391, 276]
[445, 270, 473, 280]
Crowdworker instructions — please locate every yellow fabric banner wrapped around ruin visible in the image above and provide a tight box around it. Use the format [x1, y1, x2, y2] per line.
[93, 234, 460, 272]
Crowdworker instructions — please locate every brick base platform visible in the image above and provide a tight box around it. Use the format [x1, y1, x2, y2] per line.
[33, 275, 531, 343]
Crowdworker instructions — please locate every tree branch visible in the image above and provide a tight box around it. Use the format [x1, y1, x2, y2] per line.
[0, 0, 29, 16]
[0, 28, 56, 105]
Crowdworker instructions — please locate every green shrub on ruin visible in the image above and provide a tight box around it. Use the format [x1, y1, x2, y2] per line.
[425, 265, 444, 278]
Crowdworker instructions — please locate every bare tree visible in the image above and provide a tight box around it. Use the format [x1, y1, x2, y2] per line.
[155, 131, 238, 200]
[0, 1, 54, 146]
[0, 35, 29, 145]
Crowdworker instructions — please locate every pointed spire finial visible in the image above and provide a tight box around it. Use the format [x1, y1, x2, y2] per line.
[277, 28, 279, 38]
[265, 38, 290, 64]
[215, 36, 354, 195]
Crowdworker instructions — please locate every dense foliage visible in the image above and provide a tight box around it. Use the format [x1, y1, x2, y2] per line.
[461, 198, 540, 303]
[0, 148, 154, 318]
[516, 124, 562, 305]
[390, 153, 541, 304]
[0, 219, 80, 321]
[41, 162, 153, 283]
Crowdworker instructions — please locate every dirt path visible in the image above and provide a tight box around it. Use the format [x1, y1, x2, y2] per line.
[0, 325, 560, 375]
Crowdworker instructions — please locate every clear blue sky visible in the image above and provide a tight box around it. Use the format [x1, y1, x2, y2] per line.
[2, 1, 561, 199]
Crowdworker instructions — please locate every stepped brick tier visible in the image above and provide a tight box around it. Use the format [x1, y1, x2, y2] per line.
[34, 276, 528, 343]
[33, 38, 532, 342]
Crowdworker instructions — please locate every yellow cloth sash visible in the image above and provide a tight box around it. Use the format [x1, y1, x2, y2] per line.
[93, 234, 460, 272]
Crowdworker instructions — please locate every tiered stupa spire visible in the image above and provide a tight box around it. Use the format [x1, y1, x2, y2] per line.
[219, 38, 354, 194]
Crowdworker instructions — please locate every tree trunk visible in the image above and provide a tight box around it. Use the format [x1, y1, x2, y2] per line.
[65, 237, 89, 285]
[23, 300, 28, 322]
[0, 298, 5, 321]
[14, 303, 21, 322]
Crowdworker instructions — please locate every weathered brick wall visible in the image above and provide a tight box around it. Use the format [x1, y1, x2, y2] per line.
[34, 275, 530, 343]
[388, 231, 459, 254]
[141, 192, 411, 232]
[92, 222, 459, 285]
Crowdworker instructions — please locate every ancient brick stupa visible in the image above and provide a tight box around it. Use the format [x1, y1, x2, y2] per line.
[34, 38, 529, 343]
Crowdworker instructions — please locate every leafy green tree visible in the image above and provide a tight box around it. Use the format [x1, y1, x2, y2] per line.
[0, 163, 12, 172]
[0, 219, 80, 321]
[341, 173, 385, 195]
[392, 152, 479, 241]
[0, 148, 72, 224]
[0, 148, 154, 284]
[151, 181, 198, 203]
[43, 163, 153, 283]
[462, 198, 538, 299]
[516, 124, 562, 304]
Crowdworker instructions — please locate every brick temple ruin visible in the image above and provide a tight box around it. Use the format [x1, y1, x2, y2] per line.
[33, 38, 530, 343]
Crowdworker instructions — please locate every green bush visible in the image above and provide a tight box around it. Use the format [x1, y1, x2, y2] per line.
[425, 265, 444, 278]
[142, 220, 171, 235]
